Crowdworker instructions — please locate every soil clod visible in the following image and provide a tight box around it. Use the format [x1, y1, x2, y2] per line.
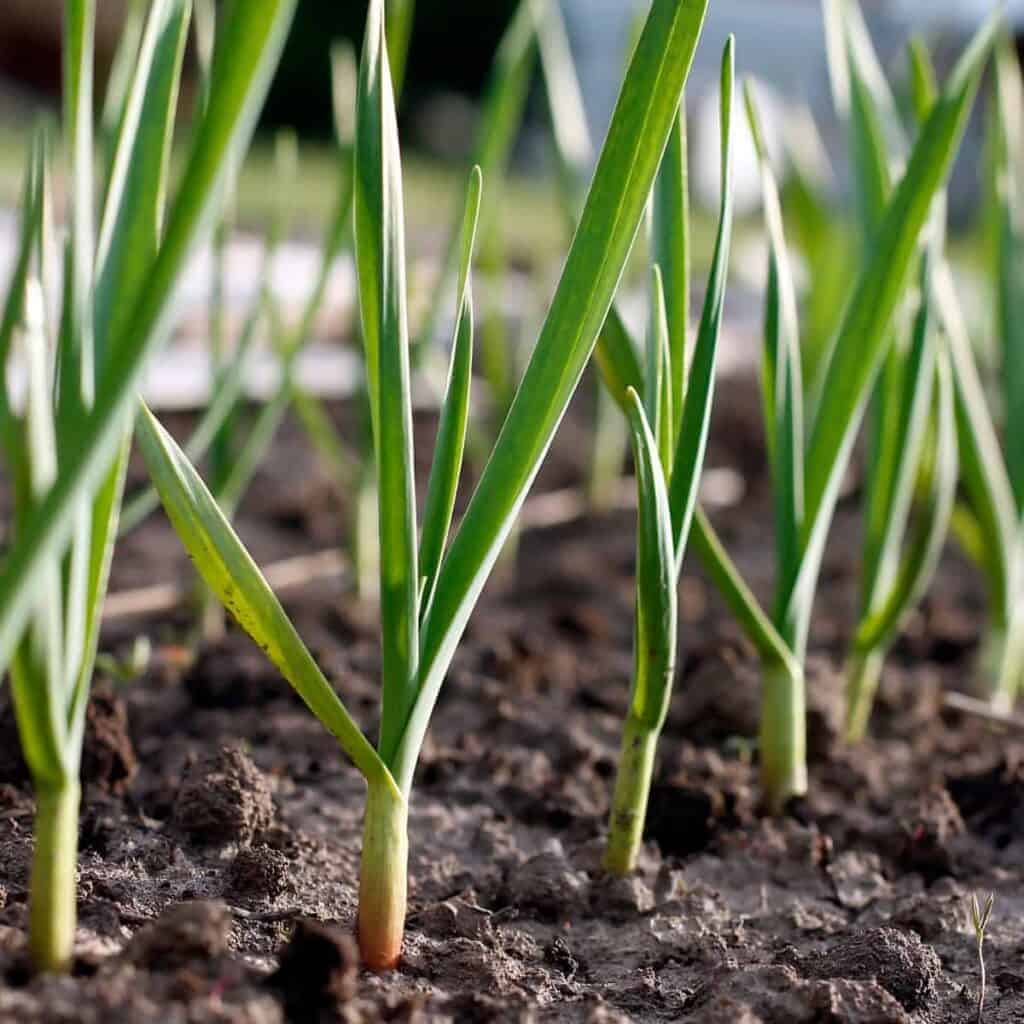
[123, 900, 233, 969]
[172, 745, 275, 846]
[268, 918, 358, 1019]
[795, 927, 941, 1011]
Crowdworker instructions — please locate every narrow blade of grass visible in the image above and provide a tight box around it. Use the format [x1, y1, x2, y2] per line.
[57, 0, 96, 418]
[10, 276, 68, 784]
[535, 0, 592, 208]
[994, 34, 1024, 514]
[96, 0, 192, 366]
[653, 105, 689, 446]
[419, 167, 482, 619]
[908, 36, 938, 122]
[414, 0, 536, 350]
[119, 292, 266, 533]
[860, 247, 940, 615]
[535, 1, 644, 417]
[0, 133, 47, 473]
[855, 344, 957, 653]
[934, 263, 1017, 627]
[644, 266, 673, 476]
[745, 81, 804, 617]
[99, 0, 146, 169]
[690, 508, 797, 674]
[668, 38, 734, 567]
[355, 0, 419, 767]
[386, 0, 416, 98]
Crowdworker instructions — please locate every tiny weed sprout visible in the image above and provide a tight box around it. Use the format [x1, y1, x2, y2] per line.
[938, 29, 1024, 713]
[969, 892, 995, 1024]
[137, 0, 712, 969]
[821, 3, 958, 742]
[679, 12, 995, 811]
[604, 36, 735, 875]
[0, 0, 296, 973]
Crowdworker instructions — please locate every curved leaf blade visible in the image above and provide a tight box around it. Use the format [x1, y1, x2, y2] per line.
[624, 388, 677, 732]
[136, 404, 388, 785]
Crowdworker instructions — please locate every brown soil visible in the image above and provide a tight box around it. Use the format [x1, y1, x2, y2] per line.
[0, 375, 1021, 1023]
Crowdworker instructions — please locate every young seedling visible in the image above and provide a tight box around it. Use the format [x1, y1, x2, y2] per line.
[820, 5, 958, 741]
[969, 892, 995, 1024]
[604, 38, 735, 875]
[936, 30, 1024, 713]
[677, 17, 995, 810]
[136, 0, 712, 968]
[0, 0, 297, 972]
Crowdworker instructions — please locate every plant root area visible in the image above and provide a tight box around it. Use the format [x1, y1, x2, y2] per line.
[0, 378, 1022, 1023]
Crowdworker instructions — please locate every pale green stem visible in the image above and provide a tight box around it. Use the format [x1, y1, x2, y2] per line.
[29, 781, 81, 973]
[844, 646, 885, 743]
[759, 659, 807, 812]
[604, 716, 659, 875]
[198, 583, 227, 645]
[982, 615, 1024, 714]
[357, 778, 409, 971]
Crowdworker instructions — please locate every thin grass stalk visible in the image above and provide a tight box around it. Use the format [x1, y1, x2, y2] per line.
[604, 391, 677, 874]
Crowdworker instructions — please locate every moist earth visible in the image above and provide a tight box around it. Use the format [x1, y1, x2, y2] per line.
[0, 379, 1022, 1023]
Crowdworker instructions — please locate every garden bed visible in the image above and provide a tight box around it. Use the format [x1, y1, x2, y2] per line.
[0, 377, 1021, 1024]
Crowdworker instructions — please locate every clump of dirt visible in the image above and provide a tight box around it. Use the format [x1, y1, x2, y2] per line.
[0, 683, 136, 794]
[269, 919, 358, 1019]
[172, 745, 275, 846]
[890, 785, 966, 880]
[794, 927, 942, 1012]
[228, 844, 293, 899]
[503, 849, 590, 922]
[687, 963, 912, 1023]
[81, 685, 138, 795]
[123, 900, 233, 970]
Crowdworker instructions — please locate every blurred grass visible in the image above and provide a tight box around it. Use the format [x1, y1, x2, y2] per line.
[0, 121, 984, 299]
[0, 121, 722, 275]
